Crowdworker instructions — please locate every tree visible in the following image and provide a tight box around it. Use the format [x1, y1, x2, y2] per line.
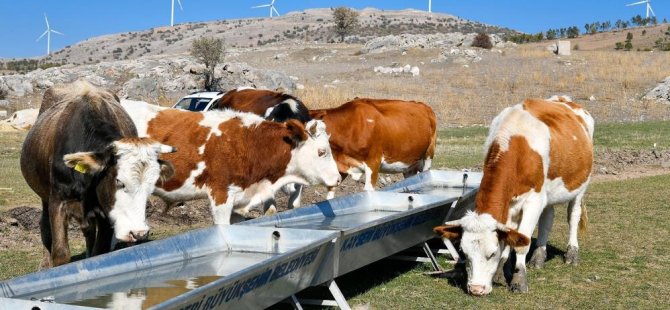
[626, 32, 634, 41]
[472, 32, 493, 49]
[190, 37, 225, 91]
[567, 26, 580, 38]
[332, 7, 359, 42]
[546, 29, 557, 40]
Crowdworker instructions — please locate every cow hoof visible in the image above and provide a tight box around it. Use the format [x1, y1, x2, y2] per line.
[529, 247, 547, 269]
[264, 205, 277, 216]
[493, 267, 507, 287]
[564, 246, 580, 265]
[509, 269, 528, 293]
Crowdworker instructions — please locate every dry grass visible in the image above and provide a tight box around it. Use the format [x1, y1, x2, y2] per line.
[243, 44, 670, 127]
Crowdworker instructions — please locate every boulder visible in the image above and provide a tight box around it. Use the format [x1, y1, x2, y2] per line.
[2, 108, 39, 130]
[644, 76, 670, 103]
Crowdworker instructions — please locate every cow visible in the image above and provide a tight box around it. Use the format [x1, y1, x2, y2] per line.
[120, 100, 341, 224]
[201, 87, 312, 211]
[20, 81, 175, 268]
[434, 96, 594, 295]
[309, 98, 437, 199]
[211, 87, 311, 123]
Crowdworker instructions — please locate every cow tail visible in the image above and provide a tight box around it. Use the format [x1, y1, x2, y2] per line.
[578, 203, 588, 235]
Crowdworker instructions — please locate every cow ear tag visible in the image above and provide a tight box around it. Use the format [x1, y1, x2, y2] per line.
[74, 163, 88, 174]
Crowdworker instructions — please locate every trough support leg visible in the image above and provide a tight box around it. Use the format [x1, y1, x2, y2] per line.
[442, 239, 461, 263]
[328, 280, 351, 310]
[422, 242, 444, 272]
[288, 295, 304, 310]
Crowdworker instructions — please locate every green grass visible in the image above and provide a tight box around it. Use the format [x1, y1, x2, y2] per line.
[434, 121, 670, 169]
[329, 174, 670, 309]
[0, 132, 38, 210]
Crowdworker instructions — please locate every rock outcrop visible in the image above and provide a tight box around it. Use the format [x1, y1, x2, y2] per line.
[644, 76, 670, 103]
[361, 32, 514, 54]
[0, 56, 295, 106]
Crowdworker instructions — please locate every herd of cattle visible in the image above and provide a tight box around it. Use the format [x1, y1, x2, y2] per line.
[19, 80, 594, 296]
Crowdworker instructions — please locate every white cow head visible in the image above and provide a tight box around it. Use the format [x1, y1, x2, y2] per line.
[285, 119, 341, 188]
[434, 211, 529, 296]
[64, 138, 175, 243]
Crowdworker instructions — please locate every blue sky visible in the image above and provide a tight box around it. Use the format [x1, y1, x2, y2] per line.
[1, 1, 668, 59]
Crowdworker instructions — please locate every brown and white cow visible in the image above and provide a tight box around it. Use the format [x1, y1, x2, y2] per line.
[211, 87, 311, 123]
[434, 96, 594, 295]
[121, 100, 341, 224]
[309, 98, 437, 198]
[21, 81, 175, 268]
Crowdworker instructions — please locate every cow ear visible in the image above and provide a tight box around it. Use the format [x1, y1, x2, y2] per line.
[157, 159, 175, 185]
[63, 151, 107, 175]
[309, 110, 327, 120]
[497, 228, 530, 247]
[434, 224, 463, 240]
[284, 119, 307, 148]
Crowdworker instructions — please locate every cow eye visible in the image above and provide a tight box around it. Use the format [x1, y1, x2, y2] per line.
[487, 252, 496, 260]
[116, 179, 125, 190]
[318, 149, 327, 157]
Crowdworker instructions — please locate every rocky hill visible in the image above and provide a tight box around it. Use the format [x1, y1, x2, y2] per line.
[1, 8, 517, 67]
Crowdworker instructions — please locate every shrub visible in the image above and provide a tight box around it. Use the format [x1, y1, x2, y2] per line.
[471, 32, 493, 49]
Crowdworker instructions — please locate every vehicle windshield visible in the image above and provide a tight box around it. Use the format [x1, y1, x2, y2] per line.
[173, 98, 212, 111]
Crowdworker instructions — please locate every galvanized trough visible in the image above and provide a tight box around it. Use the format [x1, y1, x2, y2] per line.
[0, 170, 482, 309]
[0, 226, 338, 310]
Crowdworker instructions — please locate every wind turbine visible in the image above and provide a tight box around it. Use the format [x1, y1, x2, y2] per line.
[252, 0, 280, 17]
[171, 0, 183, 26]
[36, 14, 64, 55]
[428, 0, 432, 14]
[626, 0, 655, 19]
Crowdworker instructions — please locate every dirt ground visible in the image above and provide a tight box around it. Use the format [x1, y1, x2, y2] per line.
[1, 148, 669, 257]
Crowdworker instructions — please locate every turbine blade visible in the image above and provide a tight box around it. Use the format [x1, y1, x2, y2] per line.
[272, 6, 280, 16]
[51, 29, 64, 35]
[252, 4, 271, 8]
[649, 5, 655, 16]
[44, 13, 49, 28]
[177, 0, 183, 10]
[271, 0, 275, 5]
[626, 1, 647, 6]
[36, 30, 48, 41]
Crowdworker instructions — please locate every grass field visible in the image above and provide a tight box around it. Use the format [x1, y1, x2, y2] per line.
[1, 122, 669, 308]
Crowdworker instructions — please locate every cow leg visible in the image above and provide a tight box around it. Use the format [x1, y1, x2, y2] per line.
[285, 183, 303, 209]
[493, 245, 510, 286]
[82, 212, 97, 258]
[263, 198, 278, 216]
[39, 200, 53, 270]
[48, 199, 72, 267]
[565, 192, 585, 265]
[364, 157, 382, 191]
[93, 220, 113, 256]
[211, 198, 234, 225]
[530, 205, 555, 269]
[510, 193, 546, 293]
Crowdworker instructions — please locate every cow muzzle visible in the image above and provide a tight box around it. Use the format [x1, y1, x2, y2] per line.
[118, 229, 150, 243]
[467, 284, 490, 296]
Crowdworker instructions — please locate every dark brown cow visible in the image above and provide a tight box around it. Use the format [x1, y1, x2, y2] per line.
[120, 100, 341, 224]
[21, 81, 175, 268]
[309, 98, 437, 198]
[211, 87, 311, 123]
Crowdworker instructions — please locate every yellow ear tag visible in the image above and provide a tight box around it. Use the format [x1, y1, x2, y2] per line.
[74, 163, 88, 174]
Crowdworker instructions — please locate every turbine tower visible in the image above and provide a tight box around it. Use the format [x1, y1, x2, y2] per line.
[626, 0, 655, 19]
[36, 14, 64, 55]
[252, 0, 280, 17]
[171, 0, 183, 26]
[429, 0, 432, 14]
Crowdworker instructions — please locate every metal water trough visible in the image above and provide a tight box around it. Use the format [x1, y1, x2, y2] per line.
[242, 170, 482, 307]
[0, 170, 482, 309]
[0, 226, 339, 309]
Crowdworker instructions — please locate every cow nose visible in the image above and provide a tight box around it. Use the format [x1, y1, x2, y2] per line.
[336, 176, 342, 185]
[468, 285, 487, 296]
[130, 229, 149, 241]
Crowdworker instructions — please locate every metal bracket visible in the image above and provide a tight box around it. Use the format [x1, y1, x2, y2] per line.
[291, 280, 351, 310]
